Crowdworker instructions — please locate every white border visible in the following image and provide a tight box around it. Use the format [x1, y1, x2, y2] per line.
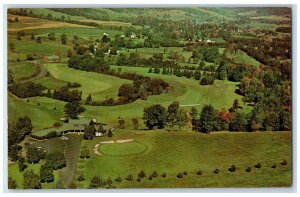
[1, 1, 299, 196]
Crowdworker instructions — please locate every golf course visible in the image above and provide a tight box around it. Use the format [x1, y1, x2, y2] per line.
[7, 8, 292, 189]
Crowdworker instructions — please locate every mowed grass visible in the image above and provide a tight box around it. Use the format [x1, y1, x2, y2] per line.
[100, 141, 148, 156]
[8, 61, 39, 81]
[76, 130, 291, 188]
[8, 62, 244, 131]
[8, 93, 65, 131]
[233, 50, 261, 67]
[44, 63, 131, 100]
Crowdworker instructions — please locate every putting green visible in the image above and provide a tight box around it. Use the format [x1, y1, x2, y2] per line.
[99, 141, 148, 156]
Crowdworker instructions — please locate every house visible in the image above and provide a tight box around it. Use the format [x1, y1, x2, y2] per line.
[33, 118, 115, 138]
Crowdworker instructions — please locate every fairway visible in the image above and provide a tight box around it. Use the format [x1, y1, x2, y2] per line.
[44, 63, 131, 100]
[76, 130, 291, 188]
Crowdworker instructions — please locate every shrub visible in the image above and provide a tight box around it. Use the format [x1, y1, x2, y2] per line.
[126, 174, 133, 181]
[115, 176, 122, 183]
[78, 174, 85, 181]
[26, 99, 29, 102]
[182, 171, 188, 175]
[162, 172, 166, 178]
[245, 167, 252, 172]
[137, 178, 141, 182]
[138, 170, 146, 179]
[26, 54, 34, 61]
[152, 171, 158, 178]
[148, 176, 152, 180]
[45, 131, 57, 138]
[53, 122, 62, 127]
[213, 169, 220, 174]
[228, 165, 236, 172]
[177, 173, 183, 178]
[255, 163, 262, 169]
[271, 164, 277, 168]
[53, 107, 56, 110]
[281, 160, 288, 166]
[197, 170, 203, 175]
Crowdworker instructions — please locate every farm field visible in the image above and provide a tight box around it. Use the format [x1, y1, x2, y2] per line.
[7, 7, 292, 190]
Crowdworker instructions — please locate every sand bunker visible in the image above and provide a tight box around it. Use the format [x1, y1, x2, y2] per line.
[100, 140, 115, 144]
[94, 150, 102, 155]
[115, 139, 134, 143]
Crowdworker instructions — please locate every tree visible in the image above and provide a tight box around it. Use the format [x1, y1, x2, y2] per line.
[89, 176, 103, 188]
[8, 177, 17, 189]
[85, 94, 92, 105]
[229, 111, 248, 131]
[229, 99, 240, 113]
[26, 146, 45, 164]
[40, 165, 54, 183]
[45, 151, 66, 170]
[118, 117, 125, 129]
[67, 49, 73, 58]
[80, 147, 90, 158]
[84, 123, 96, 140]
[184, 111, 193, 131]
[198, 105, 218, 133]
[30, 33, 35, 40]
[15, 17, 19, 22]
[132, 118, 139, 130]
[61, 34, 68, 45]
[166, 101, 180, 130]
[48, 33, 56, 41]
[18, 156, 27, 172]
[64, 101, 85, 119]
[35, 37, 42, 44]
[191, 107, 198, 131]
[143, 104, 167, 129]
[23, 170, 41, 189]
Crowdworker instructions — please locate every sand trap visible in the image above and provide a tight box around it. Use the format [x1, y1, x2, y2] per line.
[115, 139, 134, 143]
[100, 140, 115, 144]
[94, 150, 102, 155]
[95, 144, 99, 148]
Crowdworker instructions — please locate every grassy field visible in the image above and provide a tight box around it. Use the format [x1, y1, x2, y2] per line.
[8, 14, 94, 32]
[44, 63, 131, 100]
[8, 62, 245, 132]
[231, 50, 261, 67]
[8, 61, 39, 81]
[75, 130, 291, 188]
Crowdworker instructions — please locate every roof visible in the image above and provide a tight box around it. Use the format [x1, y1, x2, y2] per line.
[33, 118, 90, 137]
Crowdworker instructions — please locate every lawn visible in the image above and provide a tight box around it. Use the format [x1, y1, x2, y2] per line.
[44, 63, 131, 101]
[8, 61, 39, 82]
[76, 130, 291, 188]
[233, 50, 261, 67]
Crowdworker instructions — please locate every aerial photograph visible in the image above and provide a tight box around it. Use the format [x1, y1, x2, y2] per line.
[7, 7, 292, 189]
